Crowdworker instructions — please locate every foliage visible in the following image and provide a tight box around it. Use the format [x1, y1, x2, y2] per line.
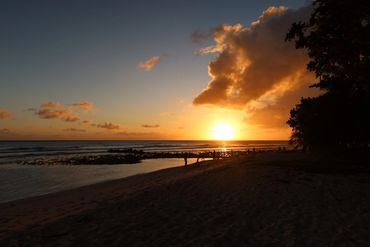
[286, 0, 370, 150]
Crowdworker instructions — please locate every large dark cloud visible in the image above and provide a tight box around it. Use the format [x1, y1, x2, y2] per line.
[193, 6, 319, 128]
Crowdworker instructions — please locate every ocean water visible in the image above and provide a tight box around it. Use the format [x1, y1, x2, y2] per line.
[0, 140, 288, 203]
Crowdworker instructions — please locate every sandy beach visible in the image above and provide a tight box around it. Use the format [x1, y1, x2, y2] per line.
[1, 152, 369, 246]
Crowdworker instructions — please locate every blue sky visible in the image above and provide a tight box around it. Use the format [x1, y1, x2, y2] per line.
[0, 0, 309, 140]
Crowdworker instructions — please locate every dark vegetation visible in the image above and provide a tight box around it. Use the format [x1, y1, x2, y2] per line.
[286, 0, 370, 152]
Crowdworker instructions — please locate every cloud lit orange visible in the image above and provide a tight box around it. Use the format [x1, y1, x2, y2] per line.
[142, 124, 160, 128]
[40, 101, 62, 108]
[193, 5, 318, 129]
[63, 128, 86, 132]
[36, 108, 80, 122]
[69, 101, 95, 112]
[92, 122, 123, 130]
[0, 109, 12, 119]
[32, 101, 97, 123]
[138, 55, 161, 71]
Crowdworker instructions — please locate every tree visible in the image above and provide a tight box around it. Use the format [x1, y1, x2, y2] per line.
[286, 0, 370, 150]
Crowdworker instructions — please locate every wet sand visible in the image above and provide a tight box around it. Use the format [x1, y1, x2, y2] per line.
[1, 152, 369, 246]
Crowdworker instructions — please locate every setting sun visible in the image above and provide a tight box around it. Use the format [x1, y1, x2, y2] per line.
[212, 124, 235, 140]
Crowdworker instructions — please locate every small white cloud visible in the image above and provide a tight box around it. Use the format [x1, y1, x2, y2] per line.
[138, 55, 161, 71]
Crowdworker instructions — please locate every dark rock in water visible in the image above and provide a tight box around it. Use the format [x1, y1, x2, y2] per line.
[107, 148, 144, 154]
[69, 154, 141, 165]
[19, 154, 142, 166]
[19, 148, 285, 166]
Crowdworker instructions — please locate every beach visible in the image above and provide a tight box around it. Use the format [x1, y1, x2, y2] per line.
[1, 152, 369, 246]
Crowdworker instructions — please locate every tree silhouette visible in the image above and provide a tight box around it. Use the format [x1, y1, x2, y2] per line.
[286, 0, 370, 150]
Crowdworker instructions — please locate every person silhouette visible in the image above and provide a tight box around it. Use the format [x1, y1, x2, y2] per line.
[184, 152, 188, 166]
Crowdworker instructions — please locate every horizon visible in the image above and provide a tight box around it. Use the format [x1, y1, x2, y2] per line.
[1, 1, 369, 245]
[0, 0, 312, 141]
[0, 139, 289, 142]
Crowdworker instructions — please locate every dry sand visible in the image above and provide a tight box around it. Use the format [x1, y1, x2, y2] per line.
[0, 152, 369, 246]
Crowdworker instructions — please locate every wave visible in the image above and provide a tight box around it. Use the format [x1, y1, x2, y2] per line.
[0, 140, 289, 164]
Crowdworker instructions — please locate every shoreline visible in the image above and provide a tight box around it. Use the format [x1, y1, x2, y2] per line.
[1, 152, 369, 246]
[0, 159, 225, 238]
[0, 158, 205, 204]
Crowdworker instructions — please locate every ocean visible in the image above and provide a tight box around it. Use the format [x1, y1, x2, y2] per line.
[0, 140, 288, 203]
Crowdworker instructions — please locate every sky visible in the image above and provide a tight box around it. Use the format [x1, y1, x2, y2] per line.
[0, 0, 317, 140]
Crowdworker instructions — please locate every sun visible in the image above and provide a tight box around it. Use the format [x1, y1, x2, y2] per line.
[212, 124, 235, 140]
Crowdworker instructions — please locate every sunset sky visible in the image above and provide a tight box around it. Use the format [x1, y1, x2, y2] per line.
[0, 0, 319, 140]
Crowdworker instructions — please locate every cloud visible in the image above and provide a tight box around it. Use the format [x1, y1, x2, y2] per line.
[138, 55, 161, 71]
[193, 6, 317, 128]
[25, 107, 37, 112]
[92, 122, 122, 130]
[251, 6, 288, 26]
[0, 109, 12, 119]
[69, 101, 94, 112]
[141, 124, 160, 128]
[63, 128, 86, 132]
[37, 108, 80, 122]
[82, 119, 91, 125]
[191, 28, 221, 43]
[32, 101, 95, 123]
[245, 74, 321, 128]
[0, 128, 11, 134]
[40, 101, 62, 108]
